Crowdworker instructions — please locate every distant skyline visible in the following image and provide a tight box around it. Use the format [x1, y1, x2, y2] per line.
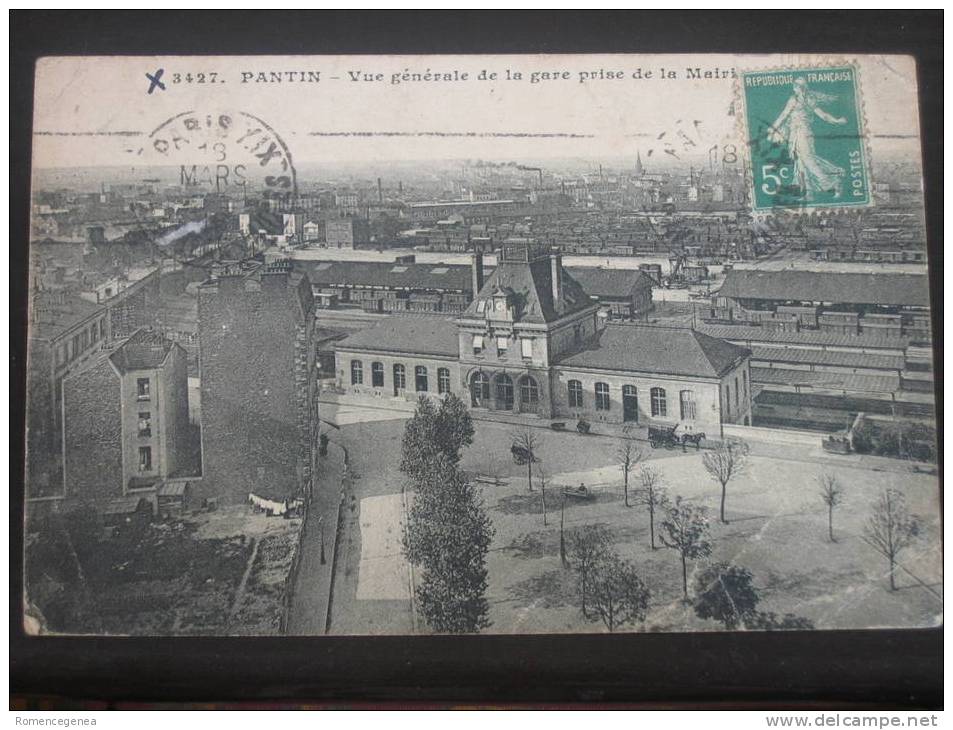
[32, 54, 922, 169]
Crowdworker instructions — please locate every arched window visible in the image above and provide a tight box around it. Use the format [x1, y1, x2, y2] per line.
[568, 379, 583, 408]
[393, 363, 406, 391]
[350, 360, 363, 385]
[470, 372, 490, 407]
[415, 366, 429, 392]
[519, 376, 539, 411]
[595, 382, 610, 411]
[651, 387, 667, 417]
[437, 368, 451, 394]
[495, 374, 514, 410]
[679, 390, 696, 420]
[371, 362, 385, 387]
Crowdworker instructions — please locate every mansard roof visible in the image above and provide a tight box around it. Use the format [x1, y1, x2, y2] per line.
[557, 324, 750, 379]
[463, 254, 594, 324]
[334, 315, 459, 358]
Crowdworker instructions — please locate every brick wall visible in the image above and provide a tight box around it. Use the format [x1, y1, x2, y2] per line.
[198, 270, 316, 503]
[63, 360, 123, 502]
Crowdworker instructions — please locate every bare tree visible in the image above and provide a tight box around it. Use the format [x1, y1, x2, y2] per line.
[616, 439, 645, 507]
[702, 438, 749, 524]
[568, 524, 612, 619]
[659, 497, 713, 600]
[864, 488, 922, 591]
[635, 465, 670, 550]
[538, 466, 549, 526]
[818, 472, 844, 543]
[587, 554, 651, 632]
[511, 428, 542, 492]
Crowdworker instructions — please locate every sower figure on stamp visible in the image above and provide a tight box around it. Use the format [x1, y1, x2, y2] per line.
[768, 77, 848, 200]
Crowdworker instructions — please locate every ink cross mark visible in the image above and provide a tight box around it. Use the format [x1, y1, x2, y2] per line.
[146, 69, 166, 94]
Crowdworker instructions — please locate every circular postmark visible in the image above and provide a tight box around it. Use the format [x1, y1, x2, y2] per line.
[126, 110, 297, 204]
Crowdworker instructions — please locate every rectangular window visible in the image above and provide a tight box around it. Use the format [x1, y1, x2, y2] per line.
[496, 336, 508, 355]
[138, 446, 152, 472]
[472, 335, 484, 355]
[350, 360, 363, 385]
[415, 366, 429, 392]
[520, 338, 533, 358]
[651, 387, 667, 417]
[595, 382, 610, 411]
[438, 368, 451, 395]
[568, 380, 583, 408]
[371, 362, 385, 388]
[136, 378, 151, 400]
[679, 391, 697, 420]
[725, 384, 730, 415]
[138, 412, 152, 437]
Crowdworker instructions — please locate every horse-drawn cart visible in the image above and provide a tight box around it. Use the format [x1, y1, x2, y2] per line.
[648, 424, 705, 451]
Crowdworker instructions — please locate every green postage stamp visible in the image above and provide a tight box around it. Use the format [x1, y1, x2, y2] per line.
[741, 65, 871, 211]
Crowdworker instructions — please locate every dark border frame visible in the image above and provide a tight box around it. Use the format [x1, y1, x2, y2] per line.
[10, 10, 942, 708]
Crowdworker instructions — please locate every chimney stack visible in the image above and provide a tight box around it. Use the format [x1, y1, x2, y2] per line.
[377, 177, 383, 204]
[471, 251, 485, 296]
[551, 252, 562, 311]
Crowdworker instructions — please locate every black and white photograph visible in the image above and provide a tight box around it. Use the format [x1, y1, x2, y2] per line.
[18, 49, 941, 642]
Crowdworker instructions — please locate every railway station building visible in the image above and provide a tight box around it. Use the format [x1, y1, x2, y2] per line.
[333, 243, 752, 435]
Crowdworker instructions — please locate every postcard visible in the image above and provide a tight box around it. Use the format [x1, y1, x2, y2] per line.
[24, 54, 939, 636]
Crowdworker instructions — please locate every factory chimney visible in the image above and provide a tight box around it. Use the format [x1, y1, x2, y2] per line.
[377, 177, 383, 204]
[550, 252, 563, 312]
[471, 251, 485, 297]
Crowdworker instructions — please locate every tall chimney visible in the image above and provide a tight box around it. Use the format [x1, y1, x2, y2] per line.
[377, 177, 383, 204]
[551, 252, 562, 311]
[471, 252, 485, 297]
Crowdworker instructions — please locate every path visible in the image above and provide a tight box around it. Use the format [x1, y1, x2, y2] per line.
[226, 537, 259, 628]
[285, 443, 347, 635]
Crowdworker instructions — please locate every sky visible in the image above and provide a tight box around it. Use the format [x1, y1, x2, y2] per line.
[31, 54, 923, 169]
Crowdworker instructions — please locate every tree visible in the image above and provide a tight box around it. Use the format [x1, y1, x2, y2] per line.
[693, 562, 760, 629]
[567, 524, 612, 618]
[616, 440, 645, 507]
[400, 394, 474, 482]
[659, 497, 712, 600]
[510, 428, 542, 492]
[403, 455, 494, 633]
[863, 488, 922, 591]
[537, 466, 549, 526]
[400, 396, 491, 633]
[635, 465, 669, 550]
[587, 555, 651, 632]
[702, 438, 749, 524]
[818, 472, 844, 542]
